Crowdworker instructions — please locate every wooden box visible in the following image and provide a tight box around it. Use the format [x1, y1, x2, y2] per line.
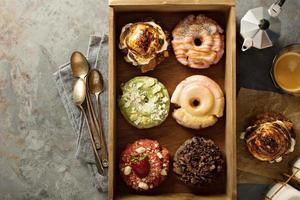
[108, 0, 236, 199]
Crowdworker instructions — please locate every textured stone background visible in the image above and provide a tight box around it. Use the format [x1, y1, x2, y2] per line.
[0, 0, 107, 199]
[0, 0, 299, 200]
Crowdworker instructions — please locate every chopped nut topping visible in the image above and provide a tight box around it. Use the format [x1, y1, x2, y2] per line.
[161, 168, 167, 176]
[157, 152, 163, 159]
[124, 166, 132, 175]
[135, 147, 146, 153]
[138, 182, 149, 190]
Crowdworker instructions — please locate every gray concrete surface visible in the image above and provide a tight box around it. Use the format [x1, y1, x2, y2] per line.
[0, 1, 107, 199]
[0, 0, 299, 200]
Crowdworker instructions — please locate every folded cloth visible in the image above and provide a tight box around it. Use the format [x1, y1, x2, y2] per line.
[53, 34, 108, 192]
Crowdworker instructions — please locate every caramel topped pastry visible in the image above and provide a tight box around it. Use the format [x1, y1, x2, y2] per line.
[249, 112, 294, 136]
[119, 21, 169, 73]
[242, 112, 296, 163]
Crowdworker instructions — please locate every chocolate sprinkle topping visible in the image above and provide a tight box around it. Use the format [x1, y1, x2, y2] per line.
[173, 137, 225, 186]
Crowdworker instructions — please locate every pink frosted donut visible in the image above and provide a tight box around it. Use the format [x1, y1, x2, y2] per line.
[172, 15, 224, 69]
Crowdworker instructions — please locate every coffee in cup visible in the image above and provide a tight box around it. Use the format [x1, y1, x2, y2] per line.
[271, 44, 300, 95]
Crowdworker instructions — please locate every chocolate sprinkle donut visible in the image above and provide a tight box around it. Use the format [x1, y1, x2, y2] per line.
[173, 137, 225, 186]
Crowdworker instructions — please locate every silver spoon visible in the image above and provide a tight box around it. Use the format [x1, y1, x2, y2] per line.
[70, 51, 106, 169]
[70, 51, 102, 149]
[72, 78, 104, 174]
[70, 51, 90, 79]
[70, 51, 90, 145]
[88, 69, 108, 168]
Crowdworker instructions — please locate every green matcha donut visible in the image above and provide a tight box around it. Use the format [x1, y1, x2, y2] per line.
[118, 76, 170, 129]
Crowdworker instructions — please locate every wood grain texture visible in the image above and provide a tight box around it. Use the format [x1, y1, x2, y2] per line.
[109, 0, 235, 7]
[114, 194, 231, 200]
[110, 5, 231, 12]
[224, 6, 237, 200]
[108, 7, 116, 200]
[108, 4, 236, 200]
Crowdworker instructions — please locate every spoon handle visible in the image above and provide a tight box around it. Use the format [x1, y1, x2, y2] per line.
[96, 95, 109, 168]
[79, 105, 105, 175]
[85, 88, 102, 150]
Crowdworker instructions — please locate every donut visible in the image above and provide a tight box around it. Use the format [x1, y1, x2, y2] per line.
[119, 21, 169, 73]
[118, 76, 170, 129]
[120, 139, 170, 191]
[172, 14, 224, 69]
[173, 137, 225, 186]
[171, 75, 224, 129]
[242, 112, 295, 162]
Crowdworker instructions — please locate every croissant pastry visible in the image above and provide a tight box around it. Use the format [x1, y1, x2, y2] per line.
[242, 112, 296, 162]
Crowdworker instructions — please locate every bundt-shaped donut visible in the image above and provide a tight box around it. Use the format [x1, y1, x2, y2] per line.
[171, 75, 224, 129]
[172, 15, 224, 69]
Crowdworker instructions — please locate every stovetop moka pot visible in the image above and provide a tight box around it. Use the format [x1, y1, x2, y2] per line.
[240, 0, 286, 51]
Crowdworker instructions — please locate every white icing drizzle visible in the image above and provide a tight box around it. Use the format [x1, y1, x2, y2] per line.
[288, 138, 296, 153]
[240, 132, 246, 140]
[275, 157, 283, 163]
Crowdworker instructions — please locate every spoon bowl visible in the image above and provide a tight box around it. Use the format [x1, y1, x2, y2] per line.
[72, 78, 86, 106]
[88, 69, 104, 95]
[70, 51, 90, 79]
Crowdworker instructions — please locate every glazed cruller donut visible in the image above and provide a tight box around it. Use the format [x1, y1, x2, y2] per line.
[171, 75, 225, 129]
[172, 14, 225, 69]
